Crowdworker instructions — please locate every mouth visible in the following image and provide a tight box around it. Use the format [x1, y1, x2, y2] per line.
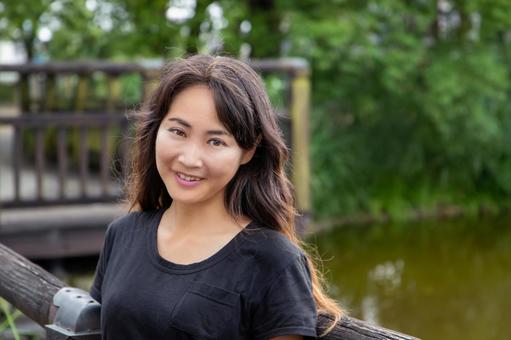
[175, 171, 204, 182]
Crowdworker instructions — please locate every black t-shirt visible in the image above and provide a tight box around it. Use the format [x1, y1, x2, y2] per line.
[90, 209, 317, 339]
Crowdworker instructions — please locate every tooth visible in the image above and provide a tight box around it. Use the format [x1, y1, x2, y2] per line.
[178, 173, 200, 181]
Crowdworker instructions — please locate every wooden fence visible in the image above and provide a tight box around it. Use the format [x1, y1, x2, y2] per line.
[0, 59, 309, 211]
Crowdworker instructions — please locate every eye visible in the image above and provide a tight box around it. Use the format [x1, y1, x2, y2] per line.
[168, 128, 186, 137]
[208, 139, 226, 147]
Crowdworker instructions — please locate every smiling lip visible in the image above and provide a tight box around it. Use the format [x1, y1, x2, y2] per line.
[174, 171, 204, 188]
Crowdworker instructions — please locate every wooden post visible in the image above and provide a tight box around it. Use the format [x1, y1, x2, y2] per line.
[0, 243, 419, 339]
[19, 73, 30, 113]
[141, 68, 160, 102]
[290, 69, 311, 213]
[106, 74, 122, 112]
[43, 73, 57, 112]
[74, 73, 89, 112]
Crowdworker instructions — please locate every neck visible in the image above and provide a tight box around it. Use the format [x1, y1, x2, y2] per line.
[162, 197, 240, 236]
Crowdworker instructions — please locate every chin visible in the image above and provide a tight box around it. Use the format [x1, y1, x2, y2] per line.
[168, 192, 206, 205]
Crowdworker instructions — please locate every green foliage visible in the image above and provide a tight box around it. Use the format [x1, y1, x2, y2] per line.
[286, 0, 511, 218]
[3, 0, 511, 219]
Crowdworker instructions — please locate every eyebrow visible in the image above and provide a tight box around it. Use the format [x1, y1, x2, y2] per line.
[167, 117, 231, 136]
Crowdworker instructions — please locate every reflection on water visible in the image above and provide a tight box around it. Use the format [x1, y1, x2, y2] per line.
[310, 215, 511, 340]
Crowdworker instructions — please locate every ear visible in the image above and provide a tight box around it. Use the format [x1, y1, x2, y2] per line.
[240, 145, 257, 165]
[240, 135, 262, 165]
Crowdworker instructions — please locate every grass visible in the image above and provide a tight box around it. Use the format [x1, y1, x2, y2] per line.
[0, 298, 21, 340]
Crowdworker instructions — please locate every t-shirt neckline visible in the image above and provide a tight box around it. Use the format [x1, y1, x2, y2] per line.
[148, 209, 257, 274]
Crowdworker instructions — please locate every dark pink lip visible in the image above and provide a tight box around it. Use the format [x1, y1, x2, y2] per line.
[174, 172, 204, 188]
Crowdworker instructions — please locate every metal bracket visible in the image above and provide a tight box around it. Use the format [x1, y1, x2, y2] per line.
[45, 287, 101, 340]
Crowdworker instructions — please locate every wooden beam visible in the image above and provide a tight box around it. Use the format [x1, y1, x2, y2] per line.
[0, 243, 64, 326]
[290, 71, 311, 212]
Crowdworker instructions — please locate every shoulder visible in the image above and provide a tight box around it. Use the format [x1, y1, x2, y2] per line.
[241, 222, 306, 272]
[106, 209, 162, 239]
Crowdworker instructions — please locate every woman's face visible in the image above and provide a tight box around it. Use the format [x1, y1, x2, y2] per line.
[155, 85, 254, 207]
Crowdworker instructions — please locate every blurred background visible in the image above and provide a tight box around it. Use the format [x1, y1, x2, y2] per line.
[1, 1, 511, 339]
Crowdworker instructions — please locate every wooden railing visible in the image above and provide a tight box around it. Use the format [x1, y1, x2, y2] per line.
[0, 113, 129, 208]
[0, 59, 310, 211]
[0, 242, 419, 339]
[0, 59, 313, 259]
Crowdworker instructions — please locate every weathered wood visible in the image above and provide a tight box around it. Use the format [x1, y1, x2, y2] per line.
[100, 128, 110, 195]
[79, 127, 89, 197]
[106, 75, 122, 112]
[0, 113, 127, 209]
[0, 243, 65, 326]
[0, 62, 142, 74]
[317, 314, 419, 340]
[290, 72, 311, 212]
[18, 73, 30, 112]
[0, 112, 128, 127]
[0, 243, 419, 339]
[35, 128, 44, 201]
[0, 59, 309, 76]
[43, 73, 57, 111]
[57, 128, 68, 199]
[74, 74, 89, 112]
[0, 204, 126, 259]
[12, 126, 22, 202]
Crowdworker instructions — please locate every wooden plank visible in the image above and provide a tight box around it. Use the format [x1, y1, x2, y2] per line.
[0, 62, 143, 74]
[35, 128, 44, 201]
[106, 75, 121, 112]
[12, 126, 22, 201]
[0, 196, 122, 209]
[79, 127, 89, 197]
[18, 73, 30, 113]
[100, 128, 110, 195]
[290, 72, 311, 212]
[0, 113, 128, 127]
[74, 75, 89, 112]
[57, 128, 68, 199]
[1, 227, 108, 260]
[0, 59, 309, 75]
[43, 73, 57, 111]
[119, 119, 130, 178]
[0, 203, 126, 234]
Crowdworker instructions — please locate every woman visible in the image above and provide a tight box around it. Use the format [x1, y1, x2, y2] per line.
[91, 54, 342, 339]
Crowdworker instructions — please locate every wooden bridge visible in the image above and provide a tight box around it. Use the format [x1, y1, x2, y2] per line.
[0, 59, 311, 260]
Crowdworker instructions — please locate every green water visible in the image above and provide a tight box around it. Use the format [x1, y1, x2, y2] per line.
[310, 215, 511, 340]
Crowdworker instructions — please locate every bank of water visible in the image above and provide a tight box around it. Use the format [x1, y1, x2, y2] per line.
[309, 214, 511, 340]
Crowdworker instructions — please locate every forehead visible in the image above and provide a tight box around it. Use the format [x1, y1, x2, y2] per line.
[165, 85, 220, 124]
[162, 84, 242, 141]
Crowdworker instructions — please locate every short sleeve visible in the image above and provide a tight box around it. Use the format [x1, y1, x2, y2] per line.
[252, 255, 317, 339]
[90, 223, 116, 303]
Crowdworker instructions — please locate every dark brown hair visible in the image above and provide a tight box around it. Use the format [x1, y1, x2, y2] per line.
[126, 54, 342, 334]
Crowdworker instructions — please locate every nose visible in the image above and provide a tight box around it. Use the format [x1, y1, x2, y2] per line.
[177, 143, 204, 168]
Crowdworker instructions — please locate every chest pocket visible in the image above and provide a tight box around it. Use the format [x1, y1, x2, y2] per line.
[170, 282, 241, 339]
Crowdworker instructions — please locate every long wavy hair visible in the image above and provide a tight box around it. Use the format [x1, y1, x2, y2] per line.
[126, 54, 342, 334]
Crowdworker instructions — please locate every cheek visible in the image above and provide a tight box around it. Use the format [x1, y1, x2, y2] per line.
[155, 132, 177, 169]
[204, 151, 243, 179]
